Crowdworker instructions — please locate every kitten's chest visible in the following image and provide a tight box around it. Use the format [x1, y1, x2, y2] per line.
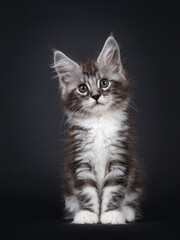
[70, 110, 127, 186]
[80, 111, 127, 184]
[90, 125, 112, 184]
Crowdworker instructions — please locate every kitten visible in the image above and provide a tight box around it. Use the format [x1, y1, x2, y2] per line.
[54, 36, 143, 224]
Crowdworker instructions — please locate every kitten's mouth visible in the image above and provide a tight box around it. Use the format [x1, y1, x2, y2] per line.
[88, 101, 104, 110]
[92, 101, 103, 107]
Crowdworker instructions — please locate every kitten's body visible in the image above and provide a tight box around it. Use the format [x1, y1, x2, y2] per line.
[54, 37, 143, 224]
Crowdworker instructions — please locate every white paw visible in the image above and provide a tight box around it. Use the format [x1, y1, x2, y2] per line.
[100, 210, 125, 224]
[73, 210, 99, 224]
[123, 206, 135, 222]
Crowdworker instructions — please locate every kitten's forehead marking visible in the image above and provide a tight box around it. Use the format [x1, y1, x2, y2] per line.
[81, 59, 99, 78]
[80, 59, 100, 90]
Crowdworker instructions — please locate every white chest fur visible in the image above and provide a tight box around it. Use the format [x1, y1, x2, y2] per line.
[68, 110, 128, 187]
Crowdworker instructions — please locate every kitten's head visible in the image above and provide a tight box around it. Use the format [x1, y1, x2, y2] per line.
[54, 36, 130, 118]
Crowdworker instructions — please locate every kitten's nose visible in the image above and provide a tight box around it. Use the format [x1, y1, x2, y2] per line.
[91, 94, 101, 101]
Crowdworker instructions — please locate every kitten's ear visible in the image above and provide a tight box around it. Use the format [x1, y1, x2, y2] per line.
[54, 51, 79, 78]
[97, 36, 122, 73]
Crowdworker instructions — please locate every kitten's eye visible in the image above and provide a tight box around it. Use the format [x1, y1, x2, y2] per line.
[100, 79, 109, 88]
[78, 84, 88, 93]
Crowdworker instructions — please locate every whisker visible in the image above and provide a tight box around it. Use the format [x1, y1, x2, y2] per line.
[128, 100, 140, 116]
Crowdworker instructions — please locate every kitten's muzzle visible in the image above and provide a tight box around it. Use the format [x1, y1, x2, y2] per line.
[91, 94, 101, 101]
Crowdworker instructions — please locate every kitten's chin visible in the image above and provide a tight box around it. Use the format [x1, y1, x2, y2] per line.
[88, 102, 110, 115]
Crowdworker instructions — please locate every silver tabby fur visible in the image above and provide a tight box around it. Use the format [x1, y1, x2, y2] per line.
[54, 36, 143, 224]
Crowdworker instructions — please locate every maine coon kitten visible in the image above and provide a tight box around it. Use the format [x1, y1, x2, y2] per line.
[54, 36, 143, 224]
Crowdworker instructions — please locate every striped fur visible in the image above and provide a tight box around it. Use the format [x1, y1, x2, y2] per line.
[54, 36, 143, 224]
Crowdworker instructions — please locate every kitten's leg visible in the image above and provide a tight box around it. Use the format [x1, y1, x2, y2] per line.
[100, 160, 128, 224]
[122, 190, 142, 222]
[65, 195, 80, 219]
[72, 163, 99, 224]
[122, 176, 143, 222]
[122, 168, 143, 222]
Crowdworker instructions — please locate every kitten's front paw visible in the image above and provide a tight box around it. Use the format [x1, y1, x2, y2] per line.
[73, 210, 99, 224]
[100, 210, 125, 224]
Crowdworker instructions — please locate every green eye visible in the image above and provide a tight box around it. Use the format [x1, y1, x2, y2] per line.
[78, 84, 87, 93]
[100, 79, 109, 88]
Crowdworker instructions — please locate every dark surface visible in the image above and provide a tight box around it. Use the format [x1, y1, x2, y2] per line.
[1, 0, 180, 239]
[1, 194, 180, 240]
[1, 202, 180, 240]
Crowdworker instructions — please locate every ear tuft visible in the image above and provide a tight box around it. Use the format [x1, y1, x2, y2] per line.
[54, 51, 79, 77]
[97, 36, 122, 73]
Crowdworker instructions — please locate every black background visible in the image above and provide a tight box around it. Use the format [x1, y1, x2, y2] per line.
[1, 0, 180, 239]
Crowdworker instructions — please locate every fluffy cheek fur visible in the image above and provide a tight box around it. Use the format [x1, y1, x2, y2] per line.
[62, 80, 129, 117]
[62, 90, 111, 116]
